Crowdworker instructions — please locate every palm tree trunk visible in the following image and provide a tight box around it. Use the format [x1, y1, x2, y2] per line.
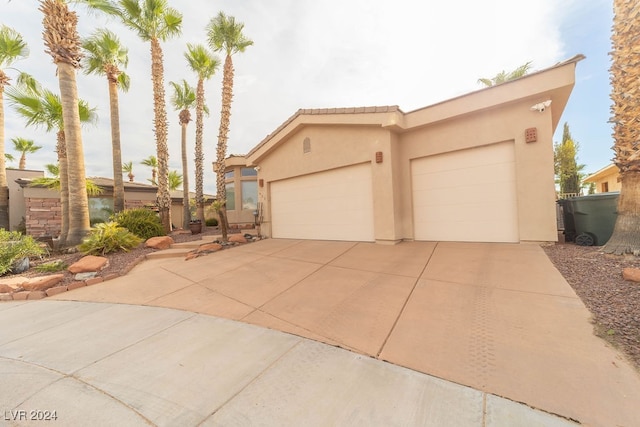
[195, 77, 205, 226]
[56, 131, 69, 246]
[603, 173, 640, 254]
[19, 154, 26, 170]
[0, 83, 9, 230]
[216, 55, 234, 240]
[150, 38, 171, 233]
[57, 62, 90, 245]
[108, 77, 125, 213]
[181, 121, 190, 229]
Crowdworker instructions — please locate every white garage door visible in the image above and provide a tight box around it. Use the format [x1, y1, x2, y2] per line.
[412, 141, 519, 242]
[271, 163, 375, 241]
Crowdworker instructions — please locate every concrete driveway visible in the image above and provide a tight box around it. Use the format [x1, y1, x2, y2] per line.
[3, 239, 640, 426]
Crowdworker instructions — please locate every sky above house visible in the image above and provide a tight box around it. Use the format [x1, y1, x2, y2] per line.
[2, 0, 613, 195]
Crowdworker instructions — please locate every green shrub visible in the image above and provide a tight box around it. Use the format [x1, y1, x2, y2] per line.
[34, 260, 68, 273]
[0, 230, 47, 276]
[205, 217, 219, 227]
[78, 222, 143, 255]
[112, 208, 164, 240]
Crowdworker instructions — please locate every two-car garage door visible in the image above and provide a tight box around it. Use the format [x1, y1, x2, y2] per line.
[271, 163, 375, 242]
[411, 141, 519, 243]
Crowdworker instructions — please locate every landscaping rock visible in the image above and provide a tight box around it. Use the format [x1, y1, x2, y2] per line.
[197, 243, 223, 253]
[10, 257, 30, 274]
[622, 267, 640, 283]
[229, 234, 247, 244]
[12, 291, 29, 300]
[22, 274, 65, 291]
[46, 286, 68, 297]
[145, 236, 174, 249]
[68, 255, 108, 274]
[27, 291, 46, 300]
[74, 272, 97, 281]
[0, 283, 21, 293]
[0, 293, 12, 301]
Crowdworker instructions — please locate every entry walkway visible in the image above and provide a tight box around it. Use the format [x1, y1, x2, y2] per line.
[3, 239, 639, 425]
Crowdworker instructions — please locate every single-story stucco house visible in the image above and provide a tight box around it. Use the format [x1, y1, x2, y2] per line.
[583, 163, 621, 194]
[244, 55, 584, 244]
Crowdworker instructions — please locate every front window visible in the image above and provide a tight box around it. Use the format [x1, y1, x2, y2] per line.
[225, 170, 234, 180]
[241, 167, 257, 177]
[225, 182, 235, 210]
[242, 181, 258, 210]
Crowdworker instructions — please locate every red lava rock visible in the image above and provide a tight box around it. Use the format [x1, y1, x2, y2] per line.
[622, 267, 640, 283]
[22, 274, 65, 291]
[228, 234, 247, 244]
[68, 255, 109, 274]
[145, 236, 174, 249]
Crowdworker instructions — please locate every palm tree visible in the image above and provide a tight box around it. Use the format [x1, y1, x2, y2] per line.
[207, 12, 253, 241]
[11, 137, 42, 169]
[0, 25, 29, 230]
[169, 79, 196, 229]
[603, 0, 640, 255]
[82, 28, 130, 214]
[168, 170, 182, 191]
[6, 77, 97, 245]
[30, 162, 103, 195]
[478, 62, 532, 87]
[140, 155, 158, 185]
[4, 153, 15, 164]
[39, 0, 119, 245]
[185, 43, 219, 226]
[117, 0, 183, 233]
[122, 161, 134, 182]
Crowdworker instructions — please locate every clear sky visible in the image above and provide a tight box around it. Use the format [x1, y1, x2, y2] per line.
[2, 0, 614, 194]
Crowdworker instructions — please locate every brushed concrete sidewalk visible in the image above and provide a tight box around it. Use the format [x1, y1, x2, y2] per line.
[4, 239, 639, 426]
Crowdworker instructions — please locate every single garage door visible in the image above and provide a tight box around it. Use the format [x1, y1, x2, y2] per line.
[412, 141, 519, 242]
[271, 163, 375, 241]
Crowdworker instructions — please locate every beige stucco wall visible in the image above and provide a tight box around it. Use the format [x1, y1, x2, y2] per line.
[7, 169, 43, 231]
[588, 169, 621, 193]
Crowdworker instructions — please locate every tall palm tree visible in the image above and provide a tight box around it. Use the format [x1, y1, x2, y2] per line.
[117, 0, 182, 233]
[207, 12, 253, 241]
[39, 0, 119, 245]
[603, 0, 640, 255]
[6, 78, 97, 245]
[122, 160, 134, 182]
[185, 43, 219, 226]
[169, 79, 195, 229]
[140, 155, 157, 184]
[82, 28, 130, 214]
[11, 137, 42, 169]
[0, 25, 29, 230]
[478, 62, 532, 87]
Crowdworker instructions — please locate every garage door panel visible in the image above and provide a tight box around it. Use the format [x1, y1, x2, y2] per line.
[412, 142, 518, 243]
[271, 164, 374, 241]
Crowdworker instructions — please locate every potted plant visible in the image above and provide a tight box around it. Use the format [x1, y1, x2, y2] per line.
[189, 219, 202, 234]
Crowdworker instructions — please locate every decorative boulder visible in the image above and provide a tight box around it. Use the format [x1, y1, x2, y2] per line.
[145, 236, 174, 250]
[22, 274, 64, 291]
[228, 234, 247, 244]
[68, 255, 108, 274]
[622, 268, 640, 283]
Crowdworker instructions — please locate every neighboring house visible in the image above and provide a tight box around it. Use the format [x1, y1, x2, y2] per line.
[583, 164, 621, 193]
[245, 55, 584, 244]
[7, 168, 44, 232]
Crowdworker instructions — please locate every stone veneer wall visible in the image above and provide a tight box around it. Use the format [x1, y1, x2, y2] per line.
[24, 197, 62, 237]
[24, 197, 155, 238]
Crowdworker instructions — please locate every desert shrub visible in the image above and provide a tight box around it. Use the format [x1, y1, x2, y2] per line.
[34, 260, 67, 273]
[205, 217, 218, 227]
[78, 222, 143, 255]
[112, 208, 164, 240]
[0, 230, 47, 276]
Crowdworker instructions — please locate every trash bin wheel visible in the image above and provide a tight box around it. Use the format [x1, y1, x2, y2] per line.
[575, 232, 595, 246]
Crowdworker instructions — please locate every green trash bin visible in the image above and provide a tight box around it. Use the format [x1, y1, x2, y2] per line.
[568, 192, 619, 246]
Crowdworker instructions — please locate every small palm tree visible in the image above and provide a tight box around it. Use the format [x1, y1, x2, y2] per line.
[82, 28, 130, 214]
[11, 137, 42, 169]
[207, 12, 253, 241]
[117, 0, 183, 233]
[168, 170, 182, 191]
[140, 155, 158, 185]
[170, 79, 195, 229]
[4, 153, 15, 164]
[30, 163, 103, 196]
[6, 76, 97, 245]
[185, 43, 219, 225]
[478, 62, 532, 87]
[122, 161, 134, 182]
[0, 24, 29, 230]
